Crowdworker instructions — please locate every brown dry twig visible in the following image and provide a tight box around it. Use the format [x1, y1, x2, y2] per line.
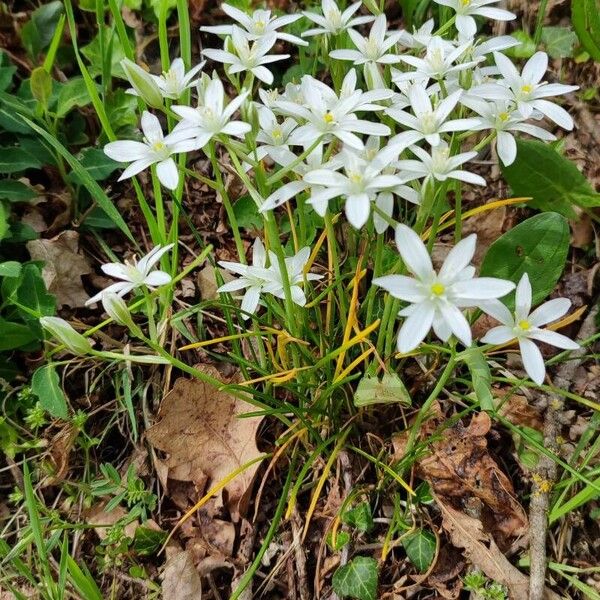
[528, 302, 599, 600]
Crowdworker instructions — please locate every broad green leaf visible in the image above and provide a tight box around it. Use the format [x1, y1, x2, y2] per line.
[541, 26, 578, 58]
[20, 1, 64, 59]
[342, 502, 374, 533]
[462, 348, 494, 412]
[0, 65, 16, 92]
[480, 212, 569, 308]
[31, 364, 68, 419]
[572, 0, 600, 61]
[233, 195, 262, 229]
[402, 529, 436, 573]
[19, 116, 134, 241]
[71, 147, 119, 181]
[55, 77, 93, 118]
[0, 147, 42, 173]
[0, 180, 37, 202]
[354, 372, 411, 407]
[0, 261, 22, 278]
[0, 319, 37, 351]
[332, 556, 378, 600]
[81, 28, 126, 79]
[502, 139, 600, 217]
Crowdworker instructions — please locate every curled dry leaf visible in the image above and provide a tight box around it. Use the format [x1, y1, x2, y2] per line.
[41, 424, 78, 487]
[27, 230, 91, 308]
[436, 497, 560, 600]
[161, 549, 203, 600]
[146, 366, 263, 519]
[418, 412, 528, 542]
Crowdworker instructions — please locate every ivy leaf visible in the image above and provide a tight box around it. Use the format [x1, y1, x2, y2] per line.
[501, 139, 600, 217]
[31, 364, 68, 419]
[402, 529, 436, 573]
[354, 372, 411, 407]
[332, 556, 378, 600]
[480, 213, 569, 309]
[326, 530, 351, 551]
[461, 348, 494, 412]
[541, 26, 578, 58]
[342, 502, 374, 533]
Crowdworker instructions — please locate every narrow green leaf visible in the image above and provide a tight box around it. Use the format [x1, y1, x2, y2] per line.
[480, 212, 570, 309]
[461, 348, 494, 412]
[31, 364, 69, 419]
[332, 556, 378, 600]
[18, 116, 133, 241]
[572, 0, 600, 61]
[0, 180, 37, 202]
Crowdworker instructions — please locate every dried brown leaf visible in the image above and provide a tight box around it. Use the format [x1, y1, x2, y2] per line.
[146, 367, 263, 518]
[418, 413, 528, 540]
[27, 231, 91, 308]
[161, 550, 203, 600]
[437, 498, 560, 600]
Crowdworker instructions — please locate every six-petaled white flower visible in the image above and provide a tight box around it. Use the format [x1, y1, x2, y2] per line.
[433, 0, 516, 38]
[397, 142, 486, 186]
[201, 4, 307, 46]
[203, 28, 289, 85]
[171, 76, 251, 148]
[481, 273, 580, 384]
[373, 225, 515, 352]
[86, 245, 174, 306]
[149, 58, 205, 100]
[302, 0, 375, 37]
[473, 51, 578, 128]
[104, 111, 196, 190]
[330, 14, 403, 65]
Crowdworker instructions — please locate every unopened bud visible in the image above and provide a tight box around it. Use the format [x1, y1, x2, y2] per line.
[121, 59, 164, 109]
[40, 317, 92, 355]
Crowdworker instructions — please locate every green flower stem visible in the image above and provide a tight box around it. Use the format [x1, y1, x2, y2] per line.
[324, 211, 348, 331]
[266, 138, 322, 187]
[150, 165, 167, 245]
[207, 141, 246, 262]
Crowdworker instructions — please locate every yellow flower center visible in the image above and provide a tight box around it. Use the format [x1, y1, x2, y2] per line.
[521, 84, 533, 94]
[323, 112, 335, 124]
[152, 141, 166, 152]
[431, 282, 445, 296]
[461, 0, 471, 6]
[272, 127, 282, 140]
[518, 319, 531, 331]
[349, 172, 363, 184]
[255, 20, 266, 31]
[499, 111, 510, 121]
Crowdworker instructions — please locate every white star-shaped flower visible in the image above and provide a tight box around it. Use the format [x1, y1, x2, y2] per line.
[481, 273, 580, 384]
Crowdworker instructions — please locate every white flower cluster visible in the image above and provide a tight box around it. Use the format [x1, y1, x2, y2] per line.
[93, 0, 581, 386]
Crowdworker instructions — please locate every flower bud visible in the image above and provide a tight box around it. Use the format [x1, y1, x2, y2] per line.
[102, 293, 142, 337]
[40, 317, 92, 355]
[121, 59, 164, 109]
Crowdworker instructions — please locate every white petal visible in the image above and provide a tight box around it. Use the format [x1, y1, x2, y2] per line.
[523, 51, 548, 85]
[496, 131, 517, 166]
[290, 285, 307, 306]
[481, 325, 515, 345]
[372, 275, 426, 302]
[531, 99, 574, 130]
[240, 286, 261, 317]
[528, 329, 580, 350]
[528, 298, 571, 327]
[515, 273, 532, 321]
[218, 279, 250, 293]
[394, 224, 434, 281]
[439, 303, 472, 347]
[144, 270, 172, 286]
[156, 158, 179, 190]
[104, 141, 150, 162]
[439, 234, 476, 281]
[519, 338, 546, 385]
[480, 299, 514, 326]
[345, 194, 371, 229]
[398, 302, 435, 353]
[452, 277, 515, 301]
[141, 111, 164, 143]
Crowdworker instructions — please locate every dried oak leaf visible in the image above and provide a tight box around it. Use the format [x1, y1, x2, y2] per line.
[437, 498, 560, 600]
[146, 367, 263, 519]
[419, 412, 528, 541]
[161, 550, 203, 600]
[27, 230, 91, 308]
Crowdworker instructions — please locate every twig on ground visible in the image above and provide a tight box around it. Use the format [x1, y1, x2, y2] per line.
[528, 302, 598, 600]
